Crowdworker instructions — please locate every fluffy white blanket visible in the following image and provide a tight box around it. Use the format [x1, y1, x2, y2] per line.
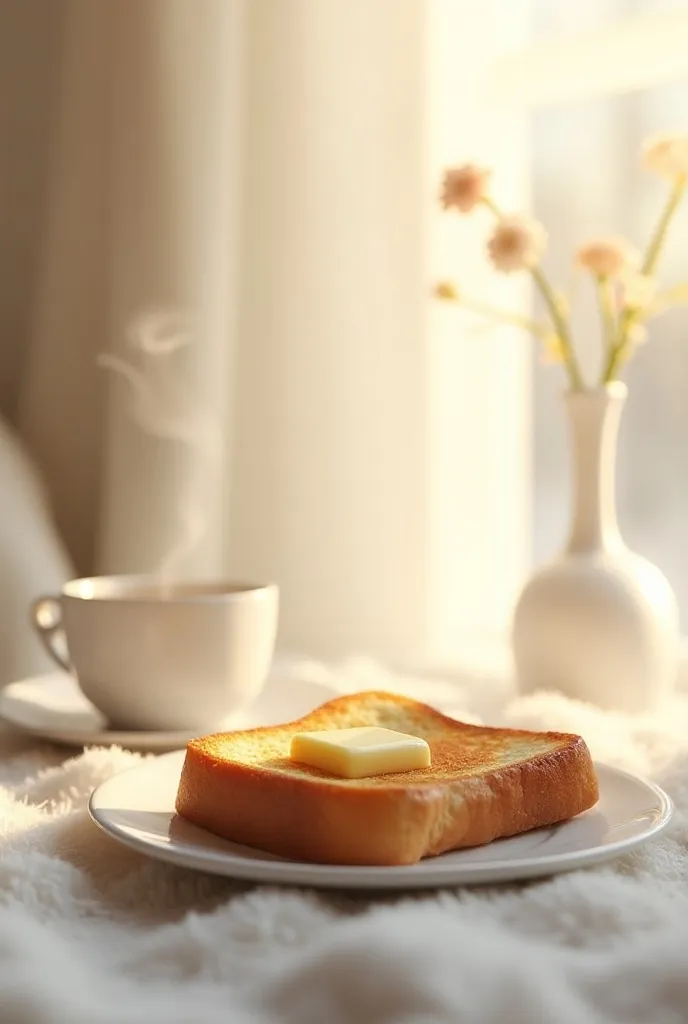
[1, 657, 688, 1024]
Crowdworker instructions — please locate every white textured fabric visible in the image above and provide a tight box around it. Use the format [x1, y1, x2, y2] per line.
[1, 660, 688, 1024]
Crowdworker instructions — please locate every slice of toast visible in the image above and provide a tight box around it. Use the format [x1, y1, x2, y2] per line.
[175, 691, 598, 866]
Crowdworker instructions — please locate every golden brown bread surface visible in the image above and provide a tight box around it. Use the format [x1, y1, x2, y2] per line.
[175, 691, 599, 866]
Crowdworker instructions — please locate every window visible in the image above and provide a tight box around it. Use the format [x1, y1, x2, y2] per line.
[435, 0, 688, 667]
[527, 0, 688, 625]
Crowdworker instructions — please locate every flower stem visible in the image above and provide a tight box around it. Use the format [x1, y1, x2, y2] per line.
[602, 175, 686, 383]
[458, 297, 550, 336]
[483, 196, 585, 390]
[642, 174, 687, 277]
[531, 266, 584, 390]
[596, 275, 617, 378]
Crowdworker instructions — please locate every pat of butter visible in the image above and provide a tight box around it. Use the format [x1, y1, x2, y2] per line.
[289, 726, 431, 779]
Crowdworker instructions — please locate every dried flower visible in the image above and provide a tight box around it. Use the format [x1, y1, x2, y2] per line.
[621, 273, 657, 311]
[647, 281, 688, 316]
[434, 138, 688, 388]
[540, 333, 566, 365]
[554, 291, 571, 318]
[627, 322, 648, 347]
[487, 216, 547, 273]
[440, 164, 491, 214]
[642, 133, 688, 180]
[433, 280, 459, 301]
[576, 237, 638, 278]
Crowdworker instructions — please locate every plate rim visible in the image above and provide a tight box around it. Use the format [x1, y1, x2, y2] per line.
[88, 754, 674, 889]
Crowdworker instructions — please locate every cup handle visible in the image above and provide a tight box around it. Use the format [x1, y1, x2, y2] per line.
[31, 595, 71, 672]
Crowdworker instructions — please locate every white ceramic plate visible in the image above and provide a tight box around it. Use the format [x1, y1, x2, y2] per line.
[88, 755, 673, 889]
[0, 672, 339, 754]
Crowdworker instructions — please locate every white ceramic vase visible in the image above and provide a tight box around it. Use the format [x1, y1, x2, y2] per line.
[512, 382, 679, 712]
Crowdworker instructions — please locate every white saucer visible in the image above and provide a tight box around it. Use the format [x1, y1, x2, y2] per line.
[89, 756, 672, 889]
[0, 672, 339, 753]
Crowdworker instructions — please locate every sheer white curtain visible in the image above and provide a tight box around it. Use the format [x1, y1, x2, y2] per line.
[20, 0, 242, 581]
[0, 0, 530, 673]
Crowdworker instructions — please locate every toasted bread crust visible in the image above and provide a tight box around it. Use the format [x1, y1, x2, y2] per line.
[175, 692, 599, 866]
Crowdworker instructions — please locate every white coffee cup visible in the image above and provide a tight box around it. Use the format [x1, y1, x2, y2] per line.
[31, 575, 279, 732]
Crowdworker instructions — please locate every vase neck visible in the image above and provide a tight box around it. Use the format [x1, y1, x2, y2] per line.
[565, 386, 625, 554]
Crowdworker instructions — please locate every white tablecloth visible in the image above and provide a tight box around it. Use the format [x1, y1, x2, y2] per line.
[1, 657, 687, 1024]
